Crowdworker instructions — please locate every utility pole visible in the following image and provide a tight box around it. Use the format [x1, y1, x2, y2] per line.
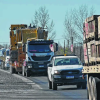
[80, 43, 82, 61]
[67, 40, 69, 48]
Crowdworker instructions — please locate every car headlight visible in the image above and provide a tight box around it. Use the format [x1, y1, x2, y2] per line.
[54, 70, 61, 74]
[28, 64, 32, 68]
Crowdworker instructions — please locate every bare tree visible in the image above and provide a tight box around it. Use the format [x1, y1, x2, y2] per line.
[32, 6, 56, 40]
[64, 5, 95, 44]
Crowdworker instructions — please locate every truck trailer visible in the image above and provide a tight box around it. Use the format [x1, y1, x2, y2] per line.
[82, 15, 100, 100]
[9, 24, 58, 77]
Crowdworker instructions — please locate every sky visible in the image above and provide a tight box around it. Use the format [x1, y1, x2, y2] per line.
[0, 0, 100, 46]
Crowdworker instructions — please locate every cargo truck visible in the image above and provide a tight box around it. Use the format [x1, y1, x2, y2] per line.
[82, 15, 100, 100]
[10, 24, 58, 77]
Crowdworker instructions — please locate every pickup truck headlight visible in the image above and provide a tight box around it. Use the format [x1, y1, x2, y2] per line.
[54, 70, 61, 74]
[28, 64, 32, 68]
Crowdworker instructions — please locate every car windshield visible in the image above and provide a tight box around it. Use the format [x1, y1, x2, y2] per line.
[28, 44, 52, 53]
[54, 57, 81, 66]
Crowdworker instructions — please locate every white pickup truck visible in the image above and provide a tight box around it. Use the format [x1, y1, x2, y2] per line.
[47, 54, 86, 90]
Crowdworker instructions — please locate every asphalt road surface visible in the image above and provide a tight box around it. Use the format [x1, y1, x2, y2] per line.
[0, 68, 88, 100]
[28, 75, 88, 100]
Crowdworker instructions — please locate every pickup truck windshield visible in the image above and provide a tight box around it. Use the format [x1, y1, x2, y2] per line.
[54, 58, 81, 66]
[28, 44, 52, 53]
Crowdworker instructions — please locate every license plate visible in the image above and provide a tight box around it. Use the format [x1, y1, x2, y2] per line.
[66, 76, 74, 79]
[39, 65, 44, 67]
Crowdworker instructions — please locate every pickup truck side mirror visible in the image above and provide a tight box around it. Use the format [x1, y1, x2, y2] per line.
[48, 64, 52, 67]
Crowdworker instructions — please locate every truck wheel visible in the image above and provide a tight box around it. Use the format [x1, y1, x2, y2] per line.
[52, 78, 57, 90]
[10, 66, 15, 74]
[77, 84, 81, 89]
[26, 71, 30, 77]
[92, 77, 100, 100]
[22, 66, 26, 76]
[82, 83, 86, 89]
[87, 88, 89, 99]
[48, 80, 52, 89]
[89, 76, 93, 100]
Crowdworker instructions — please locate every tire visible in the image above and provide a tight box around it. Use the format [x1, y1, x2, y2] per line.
[22, 66, 26, 76]
[77, 84, 81, 89]
[87, 88, 89, 99]
[52, 78, 57, 90]
[48, 80, 52, 89]
[89, 76, 93, 100]
[92, 77, 100, 100]
[10, 66, 15, 74]
[82, 83, 86, 89]
[26, 71, 30, 77]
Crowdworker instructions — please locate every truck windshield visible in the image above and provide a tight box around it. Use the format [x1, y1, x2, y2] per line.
[28, 45, 52, 53]
[54, 58, 81, 66]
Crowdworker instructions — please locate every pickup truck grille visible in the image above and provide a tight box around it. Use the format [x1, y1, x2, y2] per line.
[61, 70, 80, 75]
[31, 56, 51, 61]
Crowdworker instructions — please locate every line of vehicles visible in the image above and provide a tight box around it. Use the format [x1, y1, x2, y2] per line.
[9, 24, 58, 76]
[0, 23, 87, 91]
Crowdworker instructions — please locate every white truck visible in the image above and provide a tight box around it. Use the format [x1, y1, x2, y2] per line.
[47, 54, 86, 90]
[22, 39, 58, 77]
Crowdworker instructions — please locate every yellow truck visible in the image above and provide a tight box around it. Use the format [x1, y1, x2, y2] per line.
[10, 24, 58, 77]
[83, 15, 100, 100]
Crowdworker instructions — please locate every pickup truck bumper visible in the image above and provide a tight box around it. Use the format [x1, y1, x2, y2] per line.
[53, 74, 86, 85]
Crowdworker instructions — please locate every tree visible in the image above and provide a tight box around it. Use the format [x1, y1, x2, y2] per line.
[64, 5, 95, 44]
[32, 6, 56, 40]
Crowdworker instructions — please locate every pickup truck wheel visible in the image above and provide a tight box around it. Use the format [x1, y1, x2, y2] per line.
[89, 76, 93, 100]
[52, 78, 57, 90]
[48, 80, 52, 89]
[92, 77, 100, 100]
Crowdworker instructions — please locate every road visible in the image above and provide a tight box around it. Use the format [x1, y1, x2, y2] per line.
[0, 68, 88, 100]
[27, 75, 88, 100]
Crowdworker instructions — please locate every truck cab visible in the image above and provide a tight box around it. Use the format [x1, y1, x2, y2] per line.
[22, 39, 58, 77]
